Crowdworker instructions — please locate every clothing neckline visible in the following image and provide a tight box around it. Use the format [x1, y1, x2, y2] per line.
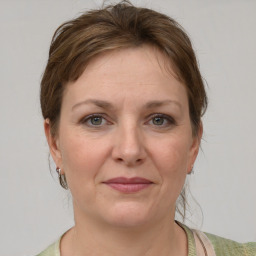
[56, 221, 197, 256]
[176, 221, 197, 256]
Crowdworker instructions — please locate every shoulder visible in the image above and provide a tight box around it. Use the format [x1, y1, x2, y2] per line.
[204, 232, 256, 256]
[36, 239, 60, 256]
[177, 221, 256, 256]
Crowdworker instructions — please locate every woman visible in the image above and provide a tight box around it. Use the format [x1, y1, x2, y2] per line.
[38, 1, 256, 255]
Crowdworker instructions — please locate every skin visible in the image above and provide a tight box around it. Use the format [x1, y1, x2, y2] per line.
[45, 45, 202, 256]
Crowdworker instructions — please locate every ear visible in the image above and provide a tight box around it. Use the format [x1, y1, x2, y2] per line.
[44, 119, 62, 168]
[187, 122, 203, 174]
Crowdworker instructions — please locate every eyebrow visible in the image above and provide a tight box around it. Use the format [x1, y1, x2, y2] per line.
[72, 99, 182, 111]
[145, 100, 182, 110]
[72, 99, 114, 111]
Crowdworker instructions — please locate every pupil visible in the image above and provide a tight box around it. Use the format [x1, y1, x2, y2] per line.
[153, 117, 164, 125]
[91, 117, 102, 125]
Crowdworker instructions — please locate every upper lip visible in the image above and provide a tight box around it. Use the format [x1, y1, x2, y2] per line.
[103, 177, 153, 184]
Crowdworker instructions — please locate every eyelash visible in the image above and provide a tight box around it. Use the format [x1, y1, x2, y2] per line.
[80, 113, 176, 128]
[147, 114, 176, 128]
[80, 114, 109, 127]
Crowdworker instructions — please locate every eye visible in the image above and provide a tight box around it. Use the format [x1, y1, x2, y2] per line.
[90, 116, 103, 125]
[80, 114, 108, 127]
[148, 114, 176, 128]
[152, 116, 165, 125]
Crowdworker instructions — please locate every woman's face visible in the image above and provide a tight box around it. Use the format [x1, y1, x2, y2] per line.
[46, 45, 201, 228]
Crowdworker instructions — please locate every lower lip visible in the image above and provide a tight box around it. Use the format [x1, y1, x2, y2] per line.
[105, 183, 152, 193]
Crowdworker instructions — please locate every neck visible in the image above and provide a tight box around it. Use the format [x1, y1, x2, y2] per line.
[61, 210, 187, 256]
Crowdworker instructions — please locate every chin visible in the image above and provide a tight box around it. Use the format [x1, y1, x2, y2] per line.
[101, 201, 155, 228]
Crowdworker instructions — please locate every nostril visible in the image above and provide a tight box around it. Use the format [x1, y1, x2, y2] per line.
[115, 157, 144, 165]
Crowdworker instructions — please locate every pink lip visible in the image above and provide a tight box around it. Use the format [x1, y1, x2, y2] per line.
[103, 177, 153, 193]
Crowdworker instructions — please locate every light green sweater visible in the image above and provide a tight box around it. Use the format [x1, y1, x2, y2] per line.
[37, 224, 256, 256]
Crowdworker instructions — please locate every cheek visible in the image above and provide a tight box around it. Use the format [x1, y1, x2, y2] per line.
[153, 137, 190, 173]
[59, 131, 110, 186]
[59, 133, 113, 209]
[151, 136, 191, 194]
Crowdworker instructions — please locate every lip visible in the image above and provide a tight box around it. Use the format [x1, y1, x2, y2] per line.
[103, 177, 153, 193]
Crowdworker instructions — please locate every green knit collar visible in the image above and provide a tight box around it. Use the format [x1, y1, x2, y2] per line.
[176, 221, 197, 256]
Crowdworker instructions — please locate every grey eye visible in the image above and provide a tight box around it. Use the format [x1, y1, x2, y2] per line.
[90, 116, 103, 125]
[152, 117, 165, 125]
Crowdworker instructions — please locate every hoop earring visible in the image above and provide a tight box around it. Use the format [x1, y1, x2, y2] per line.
[56, 167, 68, 189]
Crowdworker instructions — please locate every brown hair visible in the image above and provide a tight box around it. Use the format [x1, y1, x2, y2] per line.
[40, 0, 207, 219]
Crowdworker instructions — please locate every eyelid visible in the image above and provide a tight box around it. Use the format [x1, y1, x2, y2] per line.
[80, 113, 110, 126]
[79, 113, 176, 127]
[146, 113, 176, 126]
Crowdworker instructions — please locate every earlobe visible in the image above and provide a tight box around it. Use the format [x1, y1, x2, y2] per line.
[44, 119, 62, 167]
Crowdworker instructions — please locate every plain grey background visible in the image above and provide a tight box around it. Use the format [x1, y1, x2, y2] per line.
[0, 0, 255, 255]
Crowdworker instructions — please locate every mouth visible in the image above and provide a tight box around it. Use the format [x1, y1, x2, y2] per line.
[103, 177, 153, 193]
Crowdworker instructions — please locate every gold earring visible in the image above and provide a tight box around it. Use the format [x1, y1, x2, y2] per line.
[56, 167, 68, 189]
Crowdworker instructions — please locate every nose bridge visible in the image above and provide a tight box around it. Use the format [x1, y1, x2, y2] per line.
[112, 118, 146, 165]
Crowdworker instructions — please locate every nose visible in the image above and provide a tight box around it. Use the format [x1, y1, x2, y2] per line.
[111, 123, 146, 166]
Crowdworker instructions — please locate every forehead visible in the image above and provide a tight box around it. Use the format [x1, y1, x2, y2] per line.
[79, 45, 178, 84]
[63, 45, 188, 108]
